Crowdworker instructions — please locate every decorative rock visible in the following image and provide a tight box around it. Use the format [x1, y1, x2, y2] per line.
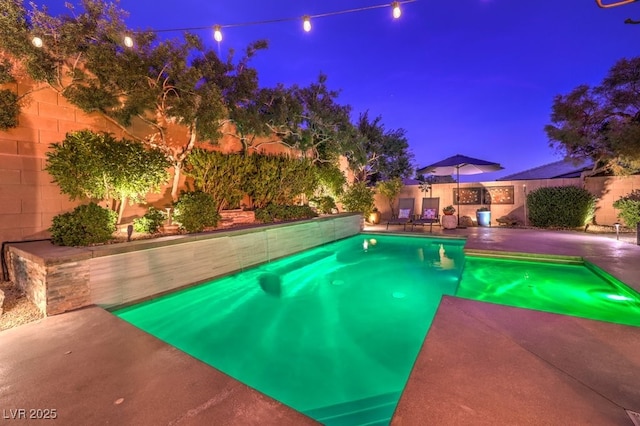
[459, 216, 474, 227]
[497, 215, 519, 226]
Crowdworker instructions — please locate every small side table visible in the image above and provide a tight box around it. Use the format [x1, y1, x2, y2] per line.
[441, 214, 457, 230]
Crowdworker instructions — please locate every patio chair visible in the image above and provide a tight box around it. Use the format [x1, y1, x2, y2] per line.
[386, 198, 415, 230]
[412, 197, 440, 232]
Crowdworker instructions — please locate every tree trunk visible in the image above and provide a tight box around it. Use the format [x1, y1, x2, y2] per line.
[117, 196, 127, 224]
[171, 163, 182, 201]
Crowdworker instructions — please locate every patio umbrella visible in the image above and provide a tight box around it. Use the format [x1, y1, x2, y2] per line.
[416, 154, 504, 226]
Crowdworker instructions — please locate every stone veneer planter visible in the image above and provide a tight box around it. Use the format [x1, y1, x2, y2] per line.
[6, 214, 362, 316]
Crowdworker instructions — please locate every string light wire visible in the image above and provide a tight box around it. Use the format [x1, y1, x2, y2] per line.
[30, 1, 417, 48]
[149, 0, 417, 35]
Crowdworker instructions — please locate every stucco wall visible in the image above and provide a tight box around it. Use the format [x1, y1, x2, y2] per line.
[374, 175, 640, 227]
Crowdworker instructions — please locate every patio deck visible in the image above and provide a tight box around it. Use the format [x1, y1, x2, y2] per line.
[1, 225, 639, 425]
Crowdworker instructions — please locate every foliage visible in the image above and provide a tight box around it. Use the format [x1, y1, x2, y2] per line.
[314, 163, 346, 198]
[184, 149, 252, 211]
[345, 111, 414, 184]
[0, 0, 271, 199]
[280, 74, 353, 163]
[133, 207, 166, 234]
[340, 182, 375, 217]
[45, 130, 170, 222]
[477, 206, 490, 212]
[613, 190, 640, 228]
[243, 154, 317, 208]
[0, 89, 19, 130]
[49, 202, 117, 246]
[254, 204, 318, 223]
[527, 186, 596, 228]
[310, 196, 337, 214]
[443, 205, 456, 214]
[545, 56, 640, 175]
[172, 191, 220, 233]
[376, 177, 404, 217]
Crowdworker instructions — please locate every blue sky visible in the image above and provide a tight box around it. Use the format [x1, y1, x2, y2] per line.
[41, 0, 639, 180]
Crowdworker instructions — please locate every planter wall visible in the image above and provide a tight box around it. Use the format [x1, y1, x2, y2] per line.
[7, 214, 362, 316]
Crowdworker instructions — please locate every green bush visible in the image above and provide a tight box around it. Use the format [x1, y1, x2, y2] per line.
[613, 190, 640, 228]
[133, 207, 167, 234]
[172, 191, 221, 233]
[340, 182, 375, 217]
[310, 196, 337, 214]
[527, 186, 596, 228]
[50, 203, 117, 246]
[255, 204, 318, 223]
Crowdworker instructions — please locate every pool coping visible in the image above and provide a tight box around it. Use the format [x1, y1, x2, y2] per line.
[1, 226, 640, 424]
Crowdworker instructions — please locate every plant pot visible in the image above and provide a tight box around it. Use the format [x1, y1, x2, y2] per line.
[476, 211, 491, 227]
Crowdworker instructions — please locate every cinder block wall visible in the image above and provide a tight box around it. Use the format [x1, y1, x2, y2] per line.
[0, 79, 293, 244]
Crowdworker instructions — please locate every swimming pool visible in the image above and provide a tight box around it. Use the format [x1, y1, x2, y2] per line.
[114, 233, 640, 425]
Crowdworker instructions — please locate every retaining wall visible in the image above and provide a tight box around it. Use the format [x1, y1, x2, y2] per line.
[6, 214, 362, 316]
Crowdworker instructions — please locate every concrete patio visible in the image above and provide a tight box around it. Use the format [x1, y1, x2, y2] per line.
[1, 225, 639, 425]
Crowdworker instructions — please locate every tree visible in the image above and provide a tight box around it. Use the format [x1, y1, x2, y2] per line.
[545, 56, 640, 175]
[281, 74, 353, 163]
[376, 177, 404, 217]
[0, 0, 230, 199]
[345, 111, 414, 184]
[45, 130, 169, 223]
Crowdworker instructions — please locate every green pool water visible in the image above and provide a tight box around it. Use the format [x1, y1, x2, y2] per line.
[114, 233, 640, 425]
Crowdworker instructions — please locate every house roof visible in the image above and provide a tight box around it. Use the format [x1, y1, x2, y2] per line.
[497, 158, 594, 181]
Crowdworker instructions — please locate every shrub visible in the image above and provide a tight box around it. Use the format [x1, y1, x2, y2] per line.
[527, 186, 596, 228]
[133, 207, 166, 234]
[50, 203, 117, 246]
[310, 196, 337, 214]
[255, 204, 318, 223]
[613, 190, 640, 228]
[340, 182, 375, 217]
[172, 191, 221, 233]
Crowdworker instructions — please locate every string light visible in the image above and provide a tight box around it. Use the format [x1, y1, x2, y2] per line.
[392, 2, 402, 18]
[149, 0, 418, 41]
[213, 25, 222, 42]
[28, 1, 417, 47]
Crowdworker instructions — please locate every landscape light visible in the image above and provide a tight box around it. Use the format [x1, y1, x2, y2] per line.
[31, 36, 43, 48]
[615, 222, 621, 240]
[392, 2, 402, 18]
[213, 25, 222, 42]
[303, 15, 311, 32]
[123, 35, 133, 47]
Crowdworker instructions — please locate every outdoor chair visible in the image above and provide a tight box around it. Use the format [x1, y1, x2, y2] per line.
[386, 198, 415, 230]
[412, 197, 440, 232]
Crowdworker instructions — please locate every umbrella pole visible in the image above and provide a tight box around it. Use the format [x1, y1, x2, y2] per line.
[457, 167, 460, 226]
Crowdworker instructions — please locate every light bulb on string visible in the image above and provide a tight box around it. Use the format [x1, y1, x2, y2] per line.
[123, 35, 133, 47]
[303, 15, 311, 32]
[392, 2, 401, 19]
[213, 25, 222, 42]
[31, 36, 43, 48]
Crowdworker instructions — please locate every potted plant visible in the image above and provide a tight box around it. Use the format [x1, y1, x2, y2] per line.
[476, 206, 491, 227]
[443, 205, 456, 215]
[368, 207, 381, 224]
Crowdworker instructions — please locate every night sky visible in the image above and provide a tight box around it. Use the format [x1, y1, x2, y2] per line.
[40, 0, 639, 180]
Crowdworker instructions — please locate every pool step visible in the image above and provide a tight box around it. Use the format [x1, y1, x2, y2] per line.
[303, 391, 402, 425]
